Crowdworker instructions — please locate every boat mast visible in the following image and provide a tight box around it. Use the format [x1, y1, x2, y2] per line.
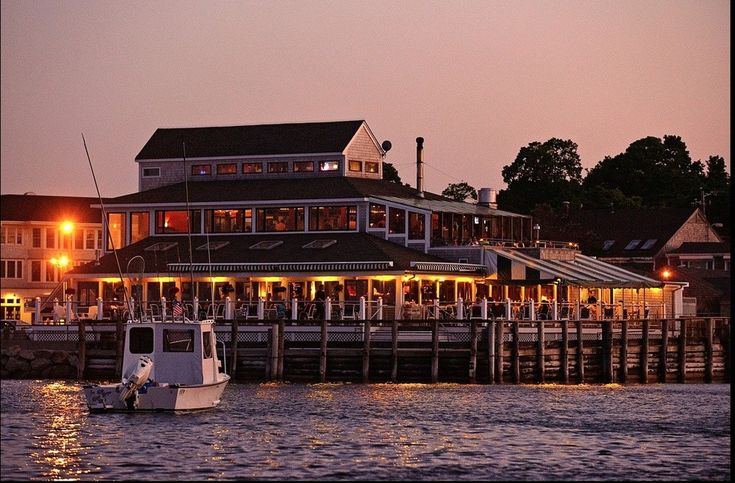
[82, 134, 134, 318]
[182, 141, 195, 304]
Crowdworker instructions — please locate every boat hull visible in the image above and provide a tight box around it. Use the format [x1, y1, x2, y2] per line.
[83, 375, 230, 412]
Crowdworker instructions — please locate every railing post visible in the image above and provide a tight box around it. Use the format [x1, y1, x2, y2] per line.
[598, 301, 603, 321]
[325, 296, 332, 320]
[65, 297, 73, 324]
[481, 297, 487, 320]
[53, 298, 60, 323]
[359, 296, 366, 320]
[576, 300, 581, 320]
[529, 299, 535, 321]
[552, 300, 558, 321]
[193, 296, 199, 321]
[160, 297, 167, 321]
[434, 299, 440, 319]
[97, 297, 103, 321]
[291, 297, 298, 320]
[225, 297, 234, 320]
[258, 297, 264, 319]
[457, 297, 464, 320]
[35, 297, 41, 324]
[377, 297, 383, 320]
[505, 298, 512, 320]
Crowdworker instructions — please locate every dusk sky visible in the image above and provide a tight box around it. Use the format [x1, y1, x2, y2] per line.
[1, 0, 730, 199]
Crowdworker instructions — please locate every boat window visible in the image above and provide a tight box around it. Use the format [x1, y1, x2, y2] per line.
[163, 329, 195, 352]
[202, 330, 213, 359]
[129, 327, 154, 354]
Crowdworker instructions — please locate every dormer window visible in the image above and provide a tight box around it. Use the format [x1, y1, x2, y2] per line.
[319, 160, 339, 172]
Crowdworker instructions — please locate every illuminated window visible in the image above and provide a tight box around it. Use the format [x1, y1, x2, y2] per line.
[46, 261, 56, 282]
[408, 212, 425, 240]
[255, 207, 304, 232]
[130, 212, 150, 244]
[191, 164, 211, 176]
[107, 213, 126, 250]
[369, 203, 386, 229]
[242, 162, 263, 174]
[155, 210, 201, 234]
[365, 162, 379, 174]
[319, 160, 339, 172]
[267, 162, 289, 173]
[308, 206, 357, 231]
[293, 161, 314, 172]
[205, 209, 250, 233]
[217, 163, 238, 175]
[74, 229, 84, 249]
[348, 160, 362, 172]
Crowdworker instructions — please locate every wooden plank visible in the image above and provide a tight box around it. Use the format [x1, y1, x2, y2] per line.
[678, 319, 687, 384]
[704, 318, 713, 384]
[560, 320, 569, 384]
[469, 321, 478, 383]
[320, 319, 327, 382]
[512, 321, 520, 384]
[487, 321, 495, 384]
[641, 319, 649, 383]
[659, 319, 669, 383]
[431, 319, 439, 383]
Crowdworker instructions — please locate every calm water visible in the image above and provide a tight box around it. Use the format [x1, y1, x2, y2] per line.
[0, 380, 730, 481]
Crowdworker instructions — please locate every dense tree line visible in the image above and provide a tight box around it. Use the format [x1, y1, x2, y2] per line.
[443, 135, 731, 238]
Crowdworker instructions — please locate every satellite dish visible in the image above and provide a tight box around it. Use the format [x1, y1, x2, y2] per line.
[381, 140, 392, 152]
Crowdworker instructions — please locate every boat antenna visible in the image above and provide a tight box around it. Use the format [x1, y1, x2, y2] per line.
[82, 133, 134, 319]
[182, 141, 195, 303]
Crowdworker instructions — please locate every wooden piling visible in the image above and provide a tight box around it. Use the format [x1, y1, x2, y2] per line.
[659, 319, 669, 383]
[512, 321, 520, 384]
[603, 321, 613, 383]
[230, 319, 239, 378]
[77, 319, 86, 380]
[576, 319, 584, 384]
[431, 320, 439, 383]
[320, 319, 328, 382]
[495, 320, 504, 384]
[469, 321, 478, 383]
[269, 323, 278, 381]
[362, 320, 371, 383]
[620, 319, 628, 383]
[487, 321, 495, 384]
[641, 319, 649, 384]
[704, 318, 713, 384]
[391, 320, 398, 382]
[678, 319, 687, 384]
[536, 319, 545, 384]
[277, 319, 285, 381]
[560, 320, 569, 384]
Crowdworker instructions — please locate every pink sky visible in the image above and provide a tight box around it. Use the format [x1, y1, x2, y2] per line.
[1, 0, 730, 198]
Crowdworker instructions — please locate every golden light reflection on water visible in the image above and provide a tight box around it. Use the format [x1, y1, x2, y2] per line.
[31, 382, 93, 481]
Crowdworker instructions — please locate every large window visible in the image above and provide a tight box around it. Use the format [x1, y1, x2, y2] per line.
[85, 230, 96, 250]
[308, 206, 357, 231]
[205, 209, 252, 233]
[129, 327, 154, 354]
[319, 160, 339, 172]
[130, 212, 150, 244]
[293, 161, 314, 172]
[45, 261, 56, 282]
[256, 207, 304, 232]
[155, 210, 202, 234]
[107, 213, 126, 250]
[191, 164, 211, 176]
[31, 260, 41, 282]
[369, 203, 386, 229]
[74, 229, 84, 249]
[0, 260, 22, 279]
[267, 162, 289, 173]
[0, 226, 22, 245]
[388, 207, 405, 234]
[46, 228, 56, 249]
[217, 163, 237, 175]
[408, 212, 425, 240]
[163, 329, 194, 352]
[348, 160, 362, 172]
[242, 162, 263, 173]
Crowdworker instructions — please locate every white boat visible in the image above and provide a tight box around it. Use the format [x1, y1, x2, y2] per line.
[83, 318, 230, 412]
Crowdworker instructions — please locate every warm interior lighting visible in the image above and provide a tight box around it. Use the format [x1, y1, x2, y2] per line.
[61, 221, 74, 233]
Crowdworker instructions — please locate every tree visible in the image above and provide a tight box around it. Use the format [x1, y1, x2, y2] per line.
[442, 182, 477, 201]
[382, 162, 402, 184]
[498, 138, 584, 213]
[701, 155, 731, 237]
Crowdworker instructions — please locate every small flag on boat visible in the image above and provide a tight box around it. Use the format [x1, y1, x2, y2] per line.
[172, 300, 184, 317]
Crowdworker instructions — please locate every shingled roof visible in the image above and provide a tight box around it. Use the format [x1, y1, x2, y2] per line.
[0, 194, 106, 223]
[68, 232, 483, 276]
[135, 120, 366, 160]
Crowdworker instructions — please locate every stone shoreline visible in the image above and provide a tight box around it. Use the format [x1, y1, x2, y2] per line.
[1, 345, 79, 379]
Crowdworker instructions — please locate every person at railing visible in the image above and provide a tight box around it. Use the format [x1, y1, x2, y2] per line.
[314, 284, 326, 320]
[331, 284, 344, 319]
[470, 296, 483, 319]
[538, 298, 551, 320]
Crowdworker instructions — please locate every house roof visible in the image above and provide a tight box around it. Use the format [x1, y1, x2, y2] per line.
[99, 177, 529, 217]
[666, 242, 730, 255]
[135, 120, 366, 160]
[0, 194, 106, 223]
[560, 207, 701, 258]
[68, 233, 486, 277]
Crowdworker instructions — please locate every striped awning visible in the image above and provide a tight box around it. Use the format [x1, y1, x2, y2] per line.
[410, 261, 487, 274]
[167, 261, 394, 273]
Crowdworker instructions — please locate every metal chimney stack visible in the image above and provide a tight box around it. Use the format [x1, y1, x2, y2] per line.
[416, 137, 424, 197]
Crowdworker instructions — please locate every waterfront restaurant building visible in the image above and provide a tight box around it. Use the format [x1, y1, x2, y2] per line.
[65, 120, 686, 320]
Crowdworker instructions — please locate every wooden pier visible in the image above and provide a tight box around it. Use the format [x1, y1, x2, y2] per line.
[2, 317, 730, 384]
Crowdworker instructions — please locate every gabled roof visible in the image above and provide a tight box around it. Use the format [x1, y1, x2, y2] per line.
[0, 194, 106, 223]
[135, 120, 366, 160]
[68, 233, 485, 276]
[99, 177, 528, 217]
